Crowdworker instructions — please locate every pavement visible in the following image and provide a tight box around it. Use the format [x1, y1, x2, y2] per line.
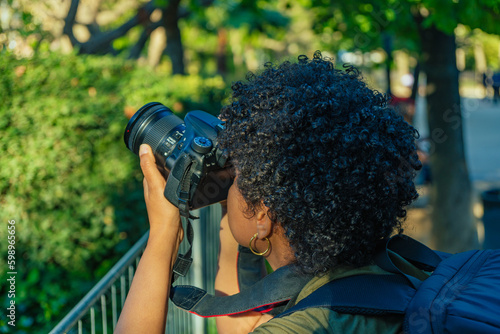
[413, 96, 500, 187]
[462, 98, 500, 189]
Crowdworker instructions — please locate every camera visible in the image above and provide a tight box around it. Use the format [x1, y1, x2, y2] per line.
[124, 102, 233, 217]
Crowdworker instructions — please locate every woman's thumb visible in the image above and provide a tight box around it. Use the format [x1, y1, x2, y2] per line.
[139, 144, 164, 187]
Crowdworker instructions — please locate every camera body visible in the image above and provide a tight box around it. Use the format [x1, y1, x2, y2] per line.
[125, 102, 232, 217]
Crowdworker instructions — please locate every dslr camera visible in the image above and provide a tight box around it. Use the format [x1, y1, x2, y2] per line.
[124, 102, 233, 217]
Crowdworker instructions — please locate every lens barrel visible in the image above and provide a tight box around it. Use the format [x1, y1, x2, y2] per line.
[124, 102, 185, 169]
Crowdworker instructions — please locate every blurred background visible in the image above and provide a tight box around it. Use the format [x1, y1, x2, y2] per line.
[0, 0, 499, 332]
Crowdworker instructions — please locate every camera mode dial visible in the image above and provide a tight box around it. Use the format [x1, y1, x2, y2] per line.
[192, 137, 213, 154]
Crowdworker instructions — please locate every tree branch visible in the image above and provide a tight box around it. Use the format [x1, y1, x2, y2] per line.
[73, 1, 155, 55]
[81, 1, 155, 54]
[63, 0, 80, 46]
[63, 0, 212, 57]
[128, 20, 162, 59]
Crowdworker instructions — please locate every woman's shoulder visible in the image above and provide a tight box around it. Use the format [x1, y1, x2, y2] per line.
[251, 264, 404, 334]
[251, 308, 403, 334]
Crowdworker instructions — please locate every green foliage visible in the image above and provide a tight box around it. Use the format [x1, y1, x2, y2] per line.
[306, 0, 500, 54]
[0, 52, 226, 333]
[306, 0, 419, 54]
[475, 29, 500, 70]
[431, 0, 500, 35]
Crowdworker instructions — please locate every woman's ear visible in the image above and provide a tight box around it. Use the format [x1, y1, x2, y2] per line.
[255, 206, 272, 239]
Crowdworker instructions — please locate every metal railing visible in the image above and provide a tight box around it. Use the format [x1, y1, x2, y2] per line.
[50, 205, 222, 334]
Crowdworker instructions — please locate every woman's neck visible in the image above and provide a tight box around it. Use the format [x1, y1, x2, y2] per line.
[264, 226, 295, 271]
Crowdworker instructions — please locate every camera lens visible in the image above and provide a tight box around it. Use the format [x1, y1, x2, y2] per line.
[124, 102, 185, 170]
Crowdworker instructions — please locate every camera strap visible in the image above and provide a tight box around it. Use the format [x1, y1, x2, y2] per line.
[172, 159, 198, 282]
[172, 217, 194, 283]
[177, 158, 199, 220]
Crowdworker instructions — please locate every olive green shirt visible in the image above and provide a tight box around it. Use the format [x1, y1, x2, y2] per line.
[251, 265, 405, 334]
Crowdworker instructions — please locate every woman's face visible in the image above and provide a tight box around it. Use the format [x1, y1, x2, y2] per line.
[226, 177, 257, 247]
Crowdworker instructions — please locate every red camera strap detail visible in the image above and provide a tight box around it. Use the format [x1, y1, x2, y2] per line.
[186, 300, 291, 318]
[170, 265, 313, 318]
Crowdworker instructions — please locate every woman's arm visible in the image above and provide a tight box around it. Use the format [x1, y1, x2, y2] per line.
[115, 144, 183, 334]
[214, 203, 273, 333]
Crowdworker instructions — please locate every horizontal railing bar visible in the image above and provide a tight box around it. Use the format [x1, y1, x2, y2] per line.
[49, 231, 150, 334]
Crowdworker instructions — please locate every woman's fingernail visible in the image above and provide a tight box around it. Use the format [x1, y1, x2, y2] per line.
[139, 144, 149, 156]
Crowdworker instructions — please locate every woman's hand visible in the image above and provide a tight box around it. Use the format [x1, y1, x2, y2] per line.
[140, 144, 182, 238]
[115, 144, 183, 334]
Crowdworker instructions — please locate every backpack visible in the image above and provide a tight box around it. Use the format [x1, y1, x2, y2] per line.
[275, 235, 500, 334]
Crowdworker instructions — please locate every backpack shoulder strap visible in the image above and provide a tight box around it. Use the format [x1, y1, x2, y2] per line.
[374, 235, 448, 289]
[276, 235, 447, 320]
[274, 273, 416, 319]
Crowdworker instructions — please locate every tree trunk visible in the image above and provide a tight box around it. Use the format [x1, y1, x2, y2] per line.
[217, 28, 228, 76]
[410, 62, 420, 101]
[162, 0, 185, 75]
[383, 33, 392, 96]
[418, 23, 478, 252]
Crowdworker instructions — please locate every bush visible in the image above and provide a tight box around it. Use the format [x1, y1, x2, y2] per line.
[0, 52, 227, 332]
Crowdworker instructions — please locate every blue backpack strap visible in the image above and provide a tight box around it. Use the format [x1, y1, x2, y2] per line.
[170, 264, 313, 317]
[275, 274, 416, 319]
[374, 235, 446, 289]
[276, 235, 437, 320]
[385, 235, 446, 269]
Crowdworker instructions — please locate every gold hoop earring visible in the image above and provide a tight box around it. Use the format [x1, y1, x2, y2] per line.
[249, 233, 270, 256]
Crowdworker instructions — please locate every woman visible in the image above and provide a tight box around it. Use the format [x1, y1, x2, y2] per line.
[115, 52, 421, 333]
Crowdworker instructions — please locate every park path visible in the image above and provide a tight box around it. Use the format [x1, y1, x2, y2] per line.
[462, 98, 500, 187]
[413, 96, 500, 187]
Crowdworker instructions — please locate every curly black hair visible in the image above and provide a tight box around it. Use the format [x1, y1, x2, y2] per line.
[219, 51, 421, 275]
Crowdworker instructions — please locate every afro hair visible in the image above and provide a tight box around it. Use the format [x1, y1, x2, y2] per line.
[219, 51, 421, 275]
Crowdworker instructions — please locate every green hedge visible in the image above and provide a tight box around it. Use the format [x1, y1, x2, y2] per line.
[0, 52, 227, 332]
